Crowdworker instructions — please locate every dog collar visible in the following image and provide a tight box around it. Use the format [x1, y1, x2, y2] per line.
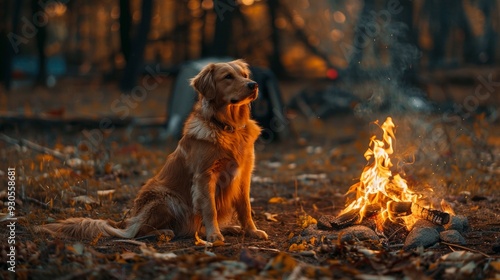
[211, 117, 246, 133]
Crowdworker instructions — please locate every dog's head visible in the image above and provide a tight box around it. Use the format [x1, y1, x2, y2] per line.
[190, 59, 258, 107]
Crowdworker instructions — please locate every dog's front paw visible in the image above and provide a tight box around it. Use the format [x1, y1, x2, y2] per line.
[207, 231, 225, 242]
[246, 229, 268, 240]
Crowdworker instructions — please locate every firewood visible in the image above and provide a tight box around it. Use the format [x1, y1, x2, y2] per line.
[331, 204, 381, 229]
[387, 201, 450, 225]
[411, 203, 450, 225]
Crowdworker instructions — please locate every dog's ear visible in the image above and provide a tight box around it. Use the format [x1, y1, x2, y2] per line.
[232, 59, 250, 74]
[191, 64, 216, 100]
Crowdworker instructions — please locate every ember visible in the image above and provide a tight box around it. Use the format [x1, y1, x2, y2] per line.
[338, 117, 453, 230]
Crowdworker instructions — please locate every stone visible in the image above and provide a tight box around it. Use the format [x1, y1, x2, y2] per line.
[445, 215, 469, 233]
[440, 230, 466, 245]
[317, 215, 335, 230]
[291, 224, 339, 244]
[412, 219, 444, 232]
[404, 227, 440, 250]
[339, 225, 379, 243]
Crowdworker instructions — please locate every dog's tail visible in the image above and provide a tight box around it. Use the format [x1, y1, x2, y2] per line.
[38, 214, 144, 239]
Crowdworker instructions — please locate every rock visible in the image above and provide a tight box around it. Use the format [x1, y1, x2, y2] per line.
[339, 225, 379, 243]
[291, 224, 339, 243]
[300, 224, 320, 236]
[445, 215, 469, 233]
[404, 227, 440, 250]
[412, 219, 444, 232]
[440, 230, 466, 245]
[317, 215, 335, 230]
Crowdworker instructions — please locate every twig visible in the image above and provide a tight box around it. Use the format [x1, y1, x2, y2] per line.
[0, 133, 68, 161]
[440, 241, 492, 258]
[387, 225, 407, 241]
[113, 239, 147, 246]
[24, 196, 62, 213]
[246, 246, 281, 253]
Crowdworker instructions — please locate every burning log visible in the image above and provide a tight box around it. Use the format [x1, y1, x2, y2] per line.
[328, 202, 450, 230]
[388, 201, 450, 226]
[330, 204, 381, 229]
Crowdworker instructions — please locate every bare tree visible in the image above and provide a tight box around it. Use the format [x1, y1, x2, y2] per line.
[3, 0, 23, 90]
[120, 0, 153, 92]
[33, 0, 47, 86]
[119, 0, 131, 63]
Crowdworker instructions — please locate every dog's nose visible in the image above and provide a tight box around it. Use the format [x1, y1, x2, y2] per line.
[247, 82, 258, 90]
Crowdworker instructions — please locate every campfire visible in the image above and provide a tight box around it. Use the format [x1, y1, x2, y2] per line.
[333, 117, 454, 232]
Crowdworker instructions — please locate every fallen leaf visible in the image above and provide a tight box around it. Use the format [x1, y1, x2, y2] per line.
[97, 189, 116, 196]
[67, 243, 84, 255]
[72, 195, 98, 205]
[90, 232, 103, 246]
[36, 154, 55, 162]
[297, 214, 317, 228]
[440, 251, 482, 262]
[140, 244, 176, 260]
[262, 252, 297, 277]
[288, 242, 307, 252]
[265, 212, 279, 222]
[268, 197, 288, 204]
[459, 261, 477, 274]
[212, 240, 225, 247]
[490, 261, 500, 271]
[121, 251, 137, 260]
[194, 231, 213, 247]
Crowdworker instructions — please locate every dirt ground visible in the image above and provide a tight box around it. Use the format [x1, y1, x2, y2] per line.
[0, 77, 499, 279]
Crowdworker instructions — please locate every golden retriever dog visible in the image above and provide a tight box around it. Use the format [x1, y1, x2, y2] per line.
[41, 59, 268, 242]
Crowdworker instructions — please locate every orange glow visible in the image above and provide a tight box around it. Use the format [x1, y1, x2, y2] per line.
[241, 0, 255, 6]
[333, 11, 346, 23]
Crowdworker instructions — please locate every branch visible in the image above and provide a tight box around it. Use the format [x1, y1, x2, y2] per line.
[0, 133, 67, 161]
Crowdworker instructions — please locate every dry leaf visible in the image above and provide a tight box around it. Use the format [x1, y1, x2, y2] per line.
[121, 251, 137, 260]
[194, 231, 213, 247]
[288, 243, 307, 252]
[268, 197, 288, 204]
[67, 243, 84, 255]
[97, 190, 116, 196]
[212, 240, 225, 247]
[72, 195, 98, 205]
[90, 232, 103, 246]
[264, 212, 279, 222]
[297, 214, 317, 228]
[140, 244, 176, 260]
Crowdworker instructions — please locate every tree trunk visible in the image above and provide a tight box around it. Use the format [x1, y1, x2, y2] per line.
[33, 0, 47, 86]
[207, 7, 233, 57]
[120, 0, 153, 92]
[119, 0, 131, 63]
[267, 0, 286, 77]
[3, 0, 23, 90]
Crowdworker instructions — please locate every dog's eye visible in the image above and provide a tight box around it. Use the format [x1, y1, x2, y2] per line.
[224, 74, 233, 79]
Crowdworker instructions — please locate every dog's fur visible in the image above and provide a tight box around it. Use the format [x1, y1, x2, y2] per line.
[41, 60, 268, 242]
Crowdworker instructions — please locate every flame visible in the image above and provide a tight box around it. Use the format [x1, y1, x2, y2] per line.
[341, 117, 424, 229]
